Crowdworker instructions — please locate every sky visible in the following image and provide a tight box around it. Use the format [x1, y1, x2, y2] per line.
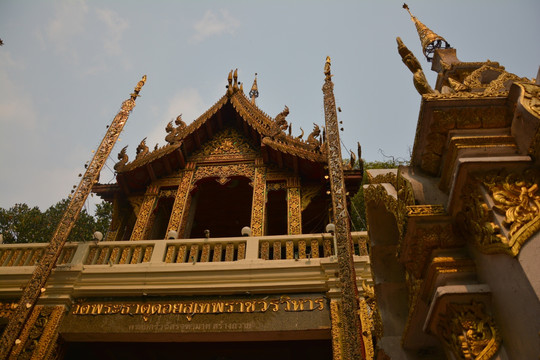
[1, 0, 539, 213]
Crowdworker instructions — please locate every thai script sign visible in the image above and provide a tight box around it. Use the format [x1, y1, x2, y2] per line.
[71, 295, 325, 322]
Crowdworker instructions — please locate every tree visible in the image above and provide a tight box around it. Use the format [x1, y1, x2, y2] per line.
[0, 199, 112, 244]
[0, 204, 46, 243]
[350, 159, 408, 232]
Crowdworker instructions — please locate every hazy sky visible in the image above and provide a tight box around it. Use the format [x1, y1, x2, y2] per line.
[1, 0, 539, 212]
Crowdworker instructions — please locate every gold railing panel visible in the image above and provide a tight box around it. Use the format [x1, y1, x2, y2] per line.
[260, 241, 270, 260]
[273, 241, 282, 260]
[200, 244, 211, 262]
[0, 246, 76, 267]
[212, 244, 223, 262]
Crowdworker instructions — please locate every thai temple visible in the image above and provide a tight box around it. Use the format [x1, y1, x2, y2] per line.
[1, 5, 539, 360]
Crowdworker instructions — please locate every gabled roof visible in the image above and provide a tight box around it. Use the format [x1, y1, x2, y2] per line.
[110, 71, 330, 192]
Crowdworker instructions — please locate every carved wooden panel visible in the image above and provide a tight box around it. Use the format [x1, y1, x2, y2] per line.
[287, 184, 302, 235]
[250, 167, 267, 236]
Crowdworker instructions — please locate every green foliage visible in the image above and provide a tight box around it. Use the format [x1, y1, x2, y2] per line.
[0, 204, 46, 243]
[0, 199, 112, 244]
[350, 160, 406, 231]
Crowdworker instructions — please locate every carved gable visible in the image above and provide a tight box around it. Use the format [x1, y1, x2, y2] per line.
[189, 128, 260, 163]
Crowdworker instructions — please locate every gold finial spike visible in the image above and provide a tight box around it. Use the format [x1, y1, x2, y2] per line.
[249, 73, 259, 104]
[324, 56, 331, 80]
[130, 75, 147, 100]
[402, 3, 451, 62]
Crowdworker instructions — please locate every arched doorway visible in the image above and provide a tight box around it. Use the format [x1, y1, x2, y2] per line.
[186, 177, 253, 238]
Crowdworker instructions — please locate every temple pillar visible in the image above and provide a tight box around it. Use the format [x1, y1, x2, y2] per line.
[358, 297, 375, 360]
[330, 300, 344, 360]
[286, 177, 302, 235]
[129, 184, 159, 241]
[250, 160, 266, 236]
[165, 163, 196, 238]
[8, 305, 65, 360]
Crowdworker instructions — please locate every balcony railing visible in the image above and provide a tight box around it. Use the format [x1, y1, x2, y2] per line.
[0, 232, 368, 268]
[0, 243, 78, 267]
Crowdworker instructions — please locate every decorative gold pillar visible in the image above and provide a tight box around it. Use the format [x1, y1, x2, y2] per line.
[287, 177, 302, 235]
[330, 300, 343, 360]
[323, 57, 364, 359]
[358, 298, 375, 360]
[0, 76, 146, 358]
[250, 161, 267, 236]
[165, 163, 196, 238]
[9, 305, 65, 360]
[130, 184, 159, 241]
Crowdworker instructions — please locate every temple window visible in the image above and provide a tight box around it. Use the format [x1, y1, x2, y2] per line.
[186, 177, 253, 238]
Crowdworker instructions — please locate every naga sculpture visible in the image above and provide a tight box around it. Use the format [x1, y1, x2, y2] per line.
[175, 114, 187, 129]
[135, 137, 149, 159]
[296, 127, 304, 140]
[114, 145, 129, 171]
[273, 105, 290, 135]
[396, 37, 434, 95]
[307, 123, 321, 150]
[165, 114, 187, 145]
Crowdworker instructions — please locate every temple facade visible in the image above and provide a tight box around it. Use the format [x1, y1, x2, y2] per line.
[0, 68, 372, 359]
[1, 5, 540, 360]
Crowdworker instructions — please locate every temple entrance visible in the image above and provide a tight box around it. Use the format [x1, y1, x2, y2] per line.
[265, 186, 287, 235]
[187, 177, 253, 238]
[147, 196, 174, 239]
[63, 339, 332, 360]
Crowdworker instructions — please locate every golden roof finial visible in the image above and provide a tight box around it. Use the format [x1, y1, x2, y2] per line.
[130, 75, 147, 100]
[249, 73, 259, 105]
[324, 56, 332, 80]
[403, 3, 451, 62]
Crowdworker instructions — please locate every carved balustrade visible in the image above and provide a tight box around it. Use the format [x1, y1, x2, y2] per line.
[0, 243, 77, 267]
[164, 239, 247, 263]
[257, 233, 368, 260]
[0, 232, 368, 268]
[83, 242, 154, 265]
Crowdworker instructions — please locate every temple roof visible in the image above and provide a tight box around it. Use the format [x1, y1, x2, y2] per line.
[110, 70, 333, 192]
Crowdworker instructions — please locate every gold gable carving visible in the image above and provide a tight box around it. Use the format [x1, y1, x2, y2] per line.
[438, 301, 501, 360]
[457, 169, 540, 256]
[189, 128, 259, 162]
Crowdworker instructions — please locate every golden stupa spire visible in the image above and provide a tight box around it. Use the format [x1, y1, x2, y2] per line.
[249, 73, 259, 105]
[403, 3, 451, 62]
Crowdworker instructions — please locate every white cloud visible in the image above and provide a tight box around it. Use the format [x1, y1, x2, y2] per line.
[0, 52, 37, 130]
[40, 2, 130, 72]
[96, 8, 129, 56]
[45, 0, 88, 61]
[146, 89, 206, 148]
[191, 10, 240, 43]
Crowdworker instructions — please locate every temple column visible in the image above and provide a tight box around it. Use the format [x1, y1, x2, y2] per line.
[358, 297, 375, 360]
[129, 184, 159, 241]
[165, 163, 196, 238]
[8, 305, 65, 360]
[250, 160, 266, 236]
[287, 177, 302, 235]
[330, 300, 344, 360]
